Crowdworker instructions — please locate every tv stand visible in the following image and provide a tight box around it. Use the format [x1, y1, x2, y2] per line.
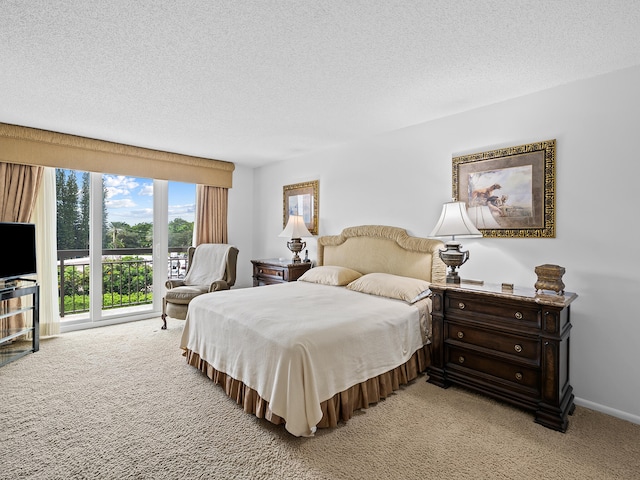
[0, 278, 39, 367]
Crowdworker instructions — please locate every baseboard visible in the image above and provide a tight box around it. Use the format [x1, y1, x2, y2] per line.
[574, 397, 640, 426]
[60, 311, 161, 333]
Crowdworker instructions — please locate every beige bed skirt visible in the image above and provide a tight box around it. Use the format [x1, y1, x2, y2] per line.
[183, 345, 431, 431]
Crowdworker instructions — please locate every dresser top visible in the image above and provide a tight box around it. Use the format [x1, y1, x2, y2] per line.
[431, 281, 578, 308]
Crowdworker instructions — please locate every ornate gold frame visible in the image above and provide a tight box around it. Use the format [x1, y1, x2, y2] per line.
[453, 139, 556, 238]
[283, 180, 319, 235]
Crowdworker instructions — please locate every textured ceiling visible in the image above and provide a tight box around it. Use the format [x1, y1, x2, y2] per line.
[2, 1, 640, 168]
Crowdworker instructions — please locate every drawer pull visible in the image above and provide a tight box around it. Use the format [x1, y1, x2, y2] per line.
[515, 372, 523, 381]
[458, 302, 466, 310]
[457, 331, 464, 339]
[514, 311, 523, 320]
[458, 356, 465, 364]
[514, 344, 523, 353]
[278, 271, 283, 277]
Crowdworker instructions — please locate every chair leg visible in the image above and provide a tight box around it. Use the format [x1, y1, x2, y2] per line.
[161, 298, 167, 330]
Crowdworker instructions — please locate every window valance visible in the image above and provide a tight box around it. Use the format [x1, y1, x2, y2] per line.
[0, 123, 234, 188]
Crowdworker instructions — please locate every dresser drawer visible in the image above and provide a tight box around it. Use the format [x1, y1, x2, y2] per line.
[445, 322, 540, 364]
[445, 292, 540, 329]
[446, 346, 541, 392]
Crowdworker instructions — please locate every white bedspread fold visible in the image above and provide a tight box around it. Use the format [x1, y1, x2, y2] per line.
[180, 281, 429, 437]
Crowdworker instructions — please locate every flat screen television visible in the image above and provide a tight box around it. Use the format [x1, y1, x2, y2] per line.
[0, 222, 37, 281]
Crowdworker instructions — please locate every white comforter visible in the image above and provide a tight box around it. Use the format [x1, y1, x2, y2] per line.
[180, 281, 429, 437]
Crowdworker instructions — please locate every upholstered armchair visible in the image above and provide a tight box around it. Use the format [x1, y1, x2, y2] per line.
[161, 244, 239, 329]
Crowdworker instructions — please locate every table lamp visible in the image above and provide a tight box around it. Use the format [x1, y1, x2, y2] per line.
[279, 215, 312, 263]
[429, 201, 482, 284]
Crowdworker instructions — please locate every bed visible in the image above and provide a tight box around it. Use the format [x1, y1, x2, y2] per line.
[180, 225, 446, 436]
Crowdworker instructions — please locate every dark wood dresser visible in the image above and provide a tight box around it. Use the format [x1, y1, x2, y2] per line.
[251, 259, 312, 286]
[427, 282, 577, 432]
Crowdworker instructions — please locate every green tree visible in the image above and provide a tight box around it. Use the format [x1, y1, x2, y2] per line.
[106, 222, 128, 249]
[169, 218, 193, 247]
[77, 172, 90, 249]
[65, 172, 81, 248]
[105, 222, 153, 249]
[55, 169, 66, 248]
[102, 256, 153, 294]
[59, 265, 89, 296]
[131, 222, 153, 248]
[56, 169, 77, 250]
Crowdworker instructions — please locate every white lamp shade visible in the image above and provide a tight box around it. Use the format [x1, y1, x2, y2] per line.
[429, 201, 482, 239]
[279, 215, 312, 238]
[466, 205, 501, 229]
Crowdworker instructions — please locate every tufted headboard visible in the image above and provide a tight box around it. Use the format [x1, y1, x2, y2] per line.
[317, 225, 446, 284]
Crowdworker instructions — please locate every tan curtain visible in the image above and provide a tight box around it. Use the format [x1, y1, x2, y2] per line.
[194, 185, 228, 245]
[0, 162, 44, 335]
[0, 162, 43, 222]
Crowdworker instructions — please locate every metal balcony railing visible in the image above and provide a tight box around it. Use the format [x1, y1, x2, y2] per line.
[57, 247, 190, 317]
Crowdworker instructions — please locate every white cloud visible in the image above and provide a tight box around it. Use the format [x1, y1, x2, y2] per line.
[139, 184, 154, 196]
[169, 203, 195, 216]
[129, 208, 153, 219]
[104, 175, 140, 199]
[106, 198, 137, 209]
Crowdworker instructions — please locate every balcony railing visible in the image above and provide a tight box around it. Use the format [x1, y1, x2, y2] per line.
[58, 247, 189, 317]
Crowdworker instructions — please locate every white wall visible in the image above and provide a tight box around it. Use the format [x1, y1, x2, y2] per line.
[227, 164, 255, 288]
[231, 65, 640, 424]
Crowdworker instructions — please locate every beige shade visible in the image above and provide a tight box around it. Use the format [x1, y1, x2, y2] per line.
[467, 205, 501, 229]
[429, 201, 482, 240]
[279, 215, 312, 238]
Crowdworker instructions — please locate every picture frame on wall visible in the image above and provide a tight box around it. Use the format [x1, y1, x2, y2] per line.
[453, 139, 556, 238]
[283, 180, 319, 235]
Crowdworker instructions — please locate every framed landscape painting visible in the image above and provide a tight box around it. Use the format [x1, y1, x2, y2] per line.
[452, 139, 556, 238]
[283, 180, 319, 235]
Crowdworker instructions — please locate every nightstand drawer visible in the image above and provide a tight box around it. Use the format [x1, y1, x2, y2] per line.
[446, 346, 541, 392]
[256, 266, 286, 280]
[445, 322, 540, 363]
[251, 259, 312, 286]
[445, 293, 540, 328]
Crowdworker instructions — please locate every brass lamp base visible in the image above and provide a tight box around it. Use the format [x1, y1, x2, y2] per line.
[286, 237, 306, 263]
[439, 241, 470, 284]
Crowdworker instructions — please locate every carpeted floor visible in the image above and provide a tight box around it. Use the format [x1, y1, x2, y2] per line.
[2, 318, 639, 480]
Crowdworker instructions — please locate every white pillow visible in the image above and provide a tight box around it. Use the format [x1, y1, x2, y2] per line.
[298, 266, 362, 286]
[346, 272, 430, 303]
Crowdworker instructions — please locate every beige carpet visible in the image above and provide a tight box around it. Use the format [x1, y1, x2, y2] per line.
[2, 318, 639, 480]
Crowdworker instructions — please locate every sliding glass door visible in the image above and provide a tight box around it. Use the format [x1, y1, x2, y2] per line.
[98, 174, 155, 319]
[57, 169, 195, 331]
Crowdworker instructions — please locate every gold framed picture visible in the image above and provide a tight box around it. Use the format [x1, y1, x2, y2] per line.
[283, 180, 319, 235]
[453, 139, 556, 238]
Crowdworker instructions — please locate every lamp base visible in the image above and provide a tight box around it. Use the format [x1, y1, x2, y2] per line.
[446, 269, 461, 284]
[439, 241, 470, 285]
[286, 238, 306, 263]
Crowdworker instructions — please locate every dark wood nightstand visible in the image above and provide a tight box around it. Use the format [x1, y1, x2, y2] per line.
[251, 259, 312, 286]
[427, 281, 577, 432]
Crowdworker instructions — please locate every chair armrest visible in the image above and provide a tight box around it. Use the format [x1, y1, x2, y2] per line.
[209, 280, 230, 292]
[166, 279, 186, 289]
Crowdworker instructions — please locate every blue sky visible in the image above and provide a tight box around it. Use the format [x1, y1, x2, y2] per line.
[104, 175, 196, 225]
[63, 169, 196, 226]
